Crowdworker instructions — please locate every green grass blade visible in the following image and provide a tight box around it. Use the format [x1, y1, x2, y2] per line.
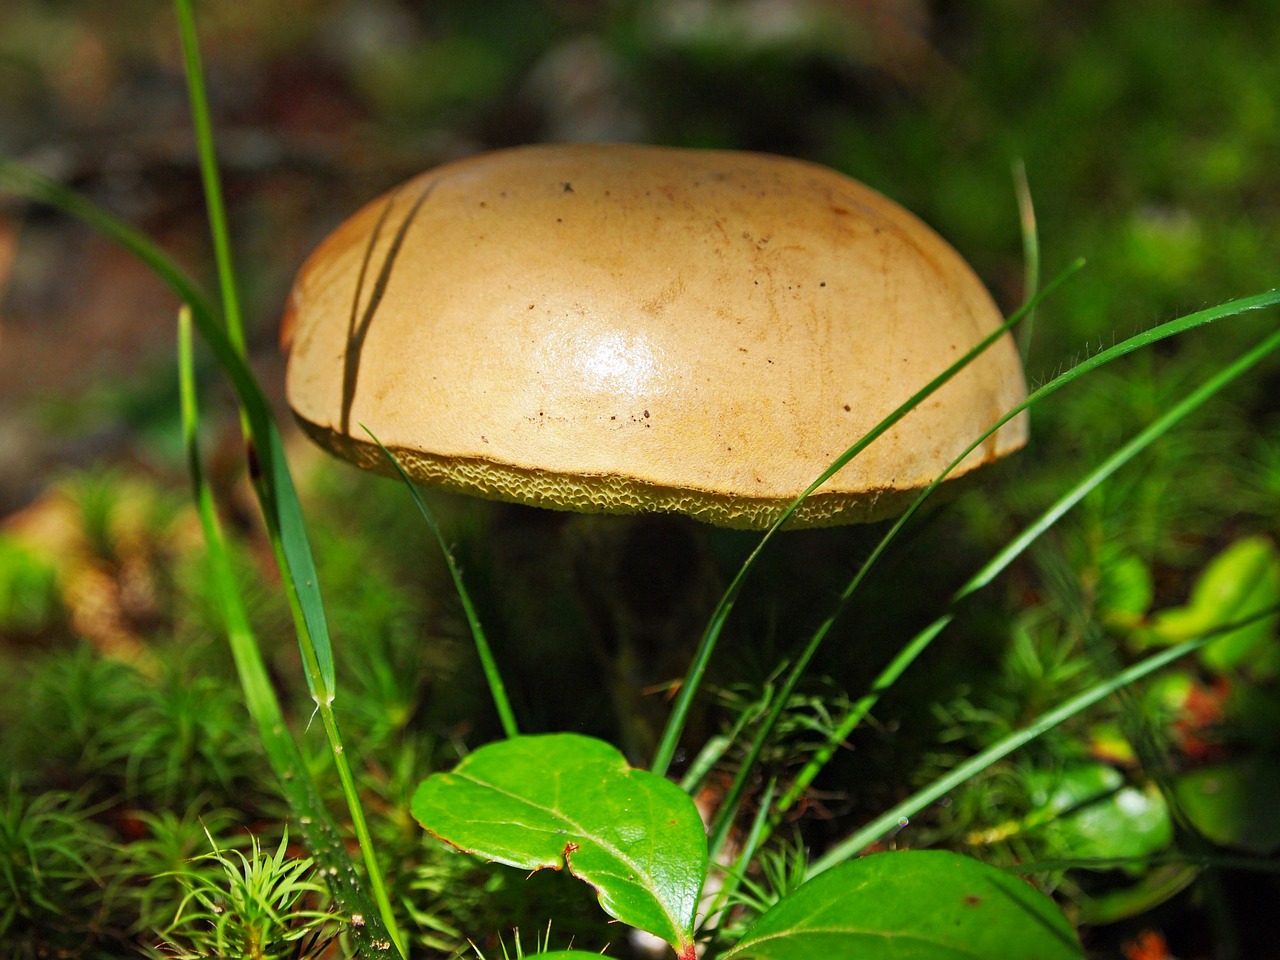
[174, 5, 403, 934]
[174, 0, 246, 356]
[261, 431, 337, 700]
[0, 158, 217, 328]
[0, 156, 335, 702]
[699, 778, 776, 936]
[766, 288, 1280, 825]
[1013, 159, 1040, 358]
[1000, 852, 1280, 877]
[805, 605, 1280, 877]
[366, 429, 519, 738]
[650, 262, 1084, 777]
[178, 307, 398, 957]
[959, 301, 1279, 600]
[791, 318, 1280, 875]
[172, 0, 336, 702]
[4, 153, 404, 953]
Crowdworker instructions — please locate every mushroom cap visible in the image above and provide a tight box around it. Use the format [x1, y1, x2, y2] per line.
[282, 143, 1027, 529]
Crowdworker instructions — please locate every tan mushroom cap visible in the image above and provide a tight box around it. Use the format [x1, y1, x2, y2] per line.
[282, 143, 1027, 530]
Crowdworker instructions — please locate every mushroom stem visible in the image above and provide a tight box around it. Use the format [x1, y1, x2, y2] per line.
[567, 514, 722, 761]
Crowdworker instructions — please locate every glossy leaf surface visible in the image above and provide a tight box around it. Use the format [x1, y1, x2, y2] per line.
[1026, 764, 1171, 868]
[412, 734, 705, 954]
[725, 850, 1081, 960]
[1175, 755, 1280, 854]
[1148, 536, 1280, 676]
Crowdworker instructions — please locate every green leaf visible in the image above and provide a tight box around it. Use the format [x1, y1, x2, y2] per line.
[1026, 763, 1121, 815]
[1026, 765, 1172, 869]
[1147, 536, 1280, 676]
[725, 850, 1082, 960]
[1175, 755, 1280, 854]
[412, 734, 706, 955]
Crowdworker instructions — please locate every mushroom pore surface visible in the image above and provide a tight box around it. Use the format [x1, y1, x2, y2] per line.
[283, 143, 1028, 529]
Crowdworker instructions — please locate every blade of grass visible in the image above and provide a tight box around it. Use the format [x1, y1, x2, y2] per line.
[172, 0, 334, 703]
[704, 287, 1280, 858]
[786, 308, 1280, 864]
[812, 639, 1204, 875]
[178, 307, 397, 957]
[0, 159, 216, 335]
[0, 157, 333, 703]
[699, 778, 777, 932]
[5, 156, 406, 954]
[366, 429, 519, 738]
[171, 7, 406, 941]
[806, 604, 1280, 877]
[649, 262, 1084, 777]
[1001, 852, 1280, 877]
[173, 0, 245, 356]
[1013, 159, 1039, 358]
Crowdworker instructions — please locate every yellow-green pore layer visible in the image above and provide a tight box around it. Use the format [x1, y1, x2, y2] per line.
[283, 144, 1028, 530]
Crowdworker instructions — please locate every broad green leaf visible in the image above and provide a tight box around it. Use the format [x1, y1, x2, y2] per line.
[412, 734, 706, 956]
[725, 850, 1082, 960]
[1026, 765, 1171, 870]
[1175, 755, 1280, 854]
[1026, 763, 1120, 816]
[1147, 536, 1280, 676]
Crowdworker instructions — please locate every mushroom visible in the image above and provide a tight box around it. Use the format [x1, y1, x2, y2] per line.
[281, 143, 1027, 532]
